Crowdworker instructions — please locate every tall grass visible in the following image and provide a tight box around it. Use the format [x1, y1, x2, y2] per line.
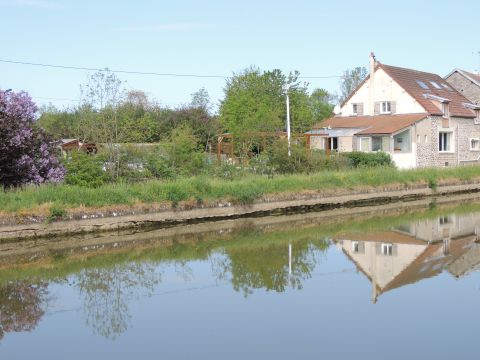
[2, 166, 480, 213]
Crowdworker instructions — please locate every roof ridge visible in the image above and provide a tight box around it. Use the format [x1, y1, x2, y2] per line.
[380, 63, 442, 77]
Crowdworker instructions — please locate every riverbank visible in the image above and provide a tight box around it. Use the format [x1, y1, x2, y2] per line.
[2, 176, 480, 241]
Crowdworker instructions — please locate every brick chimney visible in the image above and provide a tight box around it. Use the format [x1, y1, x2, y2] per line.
[368, 52, 376, 115]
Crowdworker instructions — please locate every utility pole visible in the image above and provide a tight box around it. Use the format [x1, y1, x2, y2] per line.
[285, 85, 291, 157]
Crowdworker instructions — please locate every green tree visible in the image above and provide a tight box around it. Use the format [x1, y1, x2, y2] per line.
[220, 67, 315, 158]
[309, 88, 334, 123]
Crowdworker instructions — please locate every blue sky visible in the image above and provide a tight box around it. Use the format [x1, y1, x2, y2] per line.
[1, 0, 479, 111]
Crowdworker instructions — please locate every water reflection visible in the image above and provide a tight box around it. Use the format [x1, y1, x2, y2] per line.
[75, 262, 160, 339]
[333, 212, 480, 302]
[2, 205, 480, 343]
[0, 280, 49, 341]
[213, 235, 328, 296]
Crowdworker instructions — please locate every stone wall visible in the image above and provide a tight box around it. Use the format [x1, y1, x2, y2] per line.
[446, 72, 480, 105]
[416, 116, 480, 167]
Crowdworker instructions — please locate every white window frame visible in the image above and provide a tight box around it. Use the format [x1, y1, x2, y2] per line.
[475, 110, 480, 125]
[380, 101, 391, 114]
[438, 131, 454, 153]
[381, 243, 393, 256]
[352, 241, 359, 253]
[470, 138, 480, 151]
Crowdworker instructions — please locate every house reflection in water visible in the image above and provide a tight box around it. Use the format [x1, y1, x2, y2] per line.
[333, 212, 480, 303]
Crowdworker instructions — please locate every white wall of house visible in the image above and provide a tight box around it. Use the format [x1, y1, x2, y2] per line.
[340, 68, 425, 116]
[391, 150, 416, 169]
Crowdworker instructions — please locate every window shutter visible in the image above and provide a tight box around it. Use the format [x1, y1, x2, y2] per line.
[390, 101, 396, 114]
[374, 102, 380, 115]
[357, 103, 364, 115]
[392, 244, 398, 256]
[375, 243, 382, 255]
[358, 242, 365, 254]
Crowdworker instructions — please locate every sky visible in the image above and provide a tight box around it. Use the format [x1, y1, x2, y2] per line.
[1, 0, 479, 112]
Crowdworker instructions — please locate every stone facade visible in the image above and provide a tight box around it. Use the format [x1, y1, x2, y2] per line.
[445, 71, 480, 105]
[415, 116, 480, 167]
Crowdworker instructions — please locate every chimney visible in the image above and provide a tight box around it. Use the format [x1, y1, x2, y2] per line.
[369, 52, 376, 115]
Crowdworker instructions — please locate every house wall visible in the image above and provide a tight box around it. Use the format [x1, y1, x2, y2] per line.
[337, 239, 426, 290]
[446, 72, 480, 105]
[415, 116, 480, 167]
[309, 136, 325, 150]
[340, 68, 425, 116]
[339, 136, 353, 152]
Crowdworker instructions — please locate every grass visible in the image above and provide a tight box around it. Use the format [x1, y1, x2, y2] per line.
[2, 165, 480, 214]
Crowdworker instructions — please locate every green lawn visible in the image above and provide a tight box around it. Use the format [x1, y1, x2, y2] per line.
[2, 165, 480, 213]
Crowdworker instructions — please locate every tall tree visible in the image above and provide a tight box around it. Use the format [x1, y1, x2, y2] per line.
[0, 90, 65, 189]
[339, 66, 368, 103]
[220, 67, 315, 157]
[309, 88, 334, 123]
[79, 69, 126, 178]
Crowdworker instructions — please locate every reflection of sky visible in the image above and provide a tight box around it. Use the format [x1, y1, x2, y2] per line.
[1, 247, 480, 360]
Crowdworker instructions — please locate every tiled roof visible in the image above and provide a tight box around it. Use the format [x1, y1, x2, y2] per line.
[379, 64, 476, 118]
[315, 113, 427, 135]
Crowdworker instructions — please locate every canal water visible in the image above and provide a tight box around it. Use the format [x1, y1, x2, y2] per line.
[1, 201, 480, 359]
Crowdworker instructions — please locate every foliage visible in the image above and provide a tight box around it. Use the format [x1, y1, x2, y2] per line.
[160, 124, 207, 176]
[0, 280, 48, 341]
[267, 138, 312, 174]
[342, 151, 394, 168]
[339, 66, 368, 103]
[47, 205, 67, 223]
[64, 150, 110, 187]
[0, 90, 65, 189]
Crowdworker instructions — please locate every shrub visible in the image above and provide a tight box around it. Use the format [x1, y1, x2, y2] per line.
[267, 139, 312, 174]
[342, 151, 394, 168]
[63, 151, 110, 188]
[47, 205, 67, 223]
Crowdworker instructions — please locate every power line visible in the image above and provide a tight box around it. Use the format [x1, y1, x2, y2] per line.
[0, 58, 342, 79]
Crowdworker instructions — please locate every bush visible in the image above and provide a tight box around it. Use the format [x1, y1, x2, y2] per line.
[342, 152, 394, 168]
[63, 151, 110, 188]
[267, 139, 312, 174]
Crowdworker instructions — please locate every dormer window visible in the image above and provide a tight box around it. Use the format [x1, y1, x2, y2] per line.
[352, 103, 358, 115]
[380, 101, 391, 114]
[442, 103, 449, 118]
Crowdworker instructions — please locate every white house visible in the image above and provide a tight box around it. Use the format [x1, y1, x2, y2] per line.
[309, 54, 480, 169]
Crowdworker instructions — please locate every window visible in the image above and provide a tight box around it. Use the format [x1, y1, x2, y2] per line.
[352, 241, 359, 253]
[329, 137, 338, 151]
[380, 101, 391, 114]
[372, 136, 390, 152]
[430, 81, 442, 89]
[470, 138, 480, 151]
[424, 135, 428, 143]
[393, 129, 411, 152]
[442, 103, 449, 118]
[439, 132, 452, 152]
[475, 110, 480, 125]
[352, 103, 358, 115]
[360, 137, 370, 152]
[439, 216, 452, 225]
[381, 243, 393, 256]
[416, 80, 429, 89]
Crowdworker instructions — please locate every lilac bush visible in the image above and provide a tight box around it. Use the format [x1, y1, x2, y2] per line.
[0, 90, 65, 189]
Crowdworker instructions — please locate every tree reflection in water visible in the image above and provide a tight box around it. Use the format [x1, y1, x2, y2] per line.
[0, 280, 49, 341]
[75, 262, 160, 340]
[213, 236, 329, 297]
